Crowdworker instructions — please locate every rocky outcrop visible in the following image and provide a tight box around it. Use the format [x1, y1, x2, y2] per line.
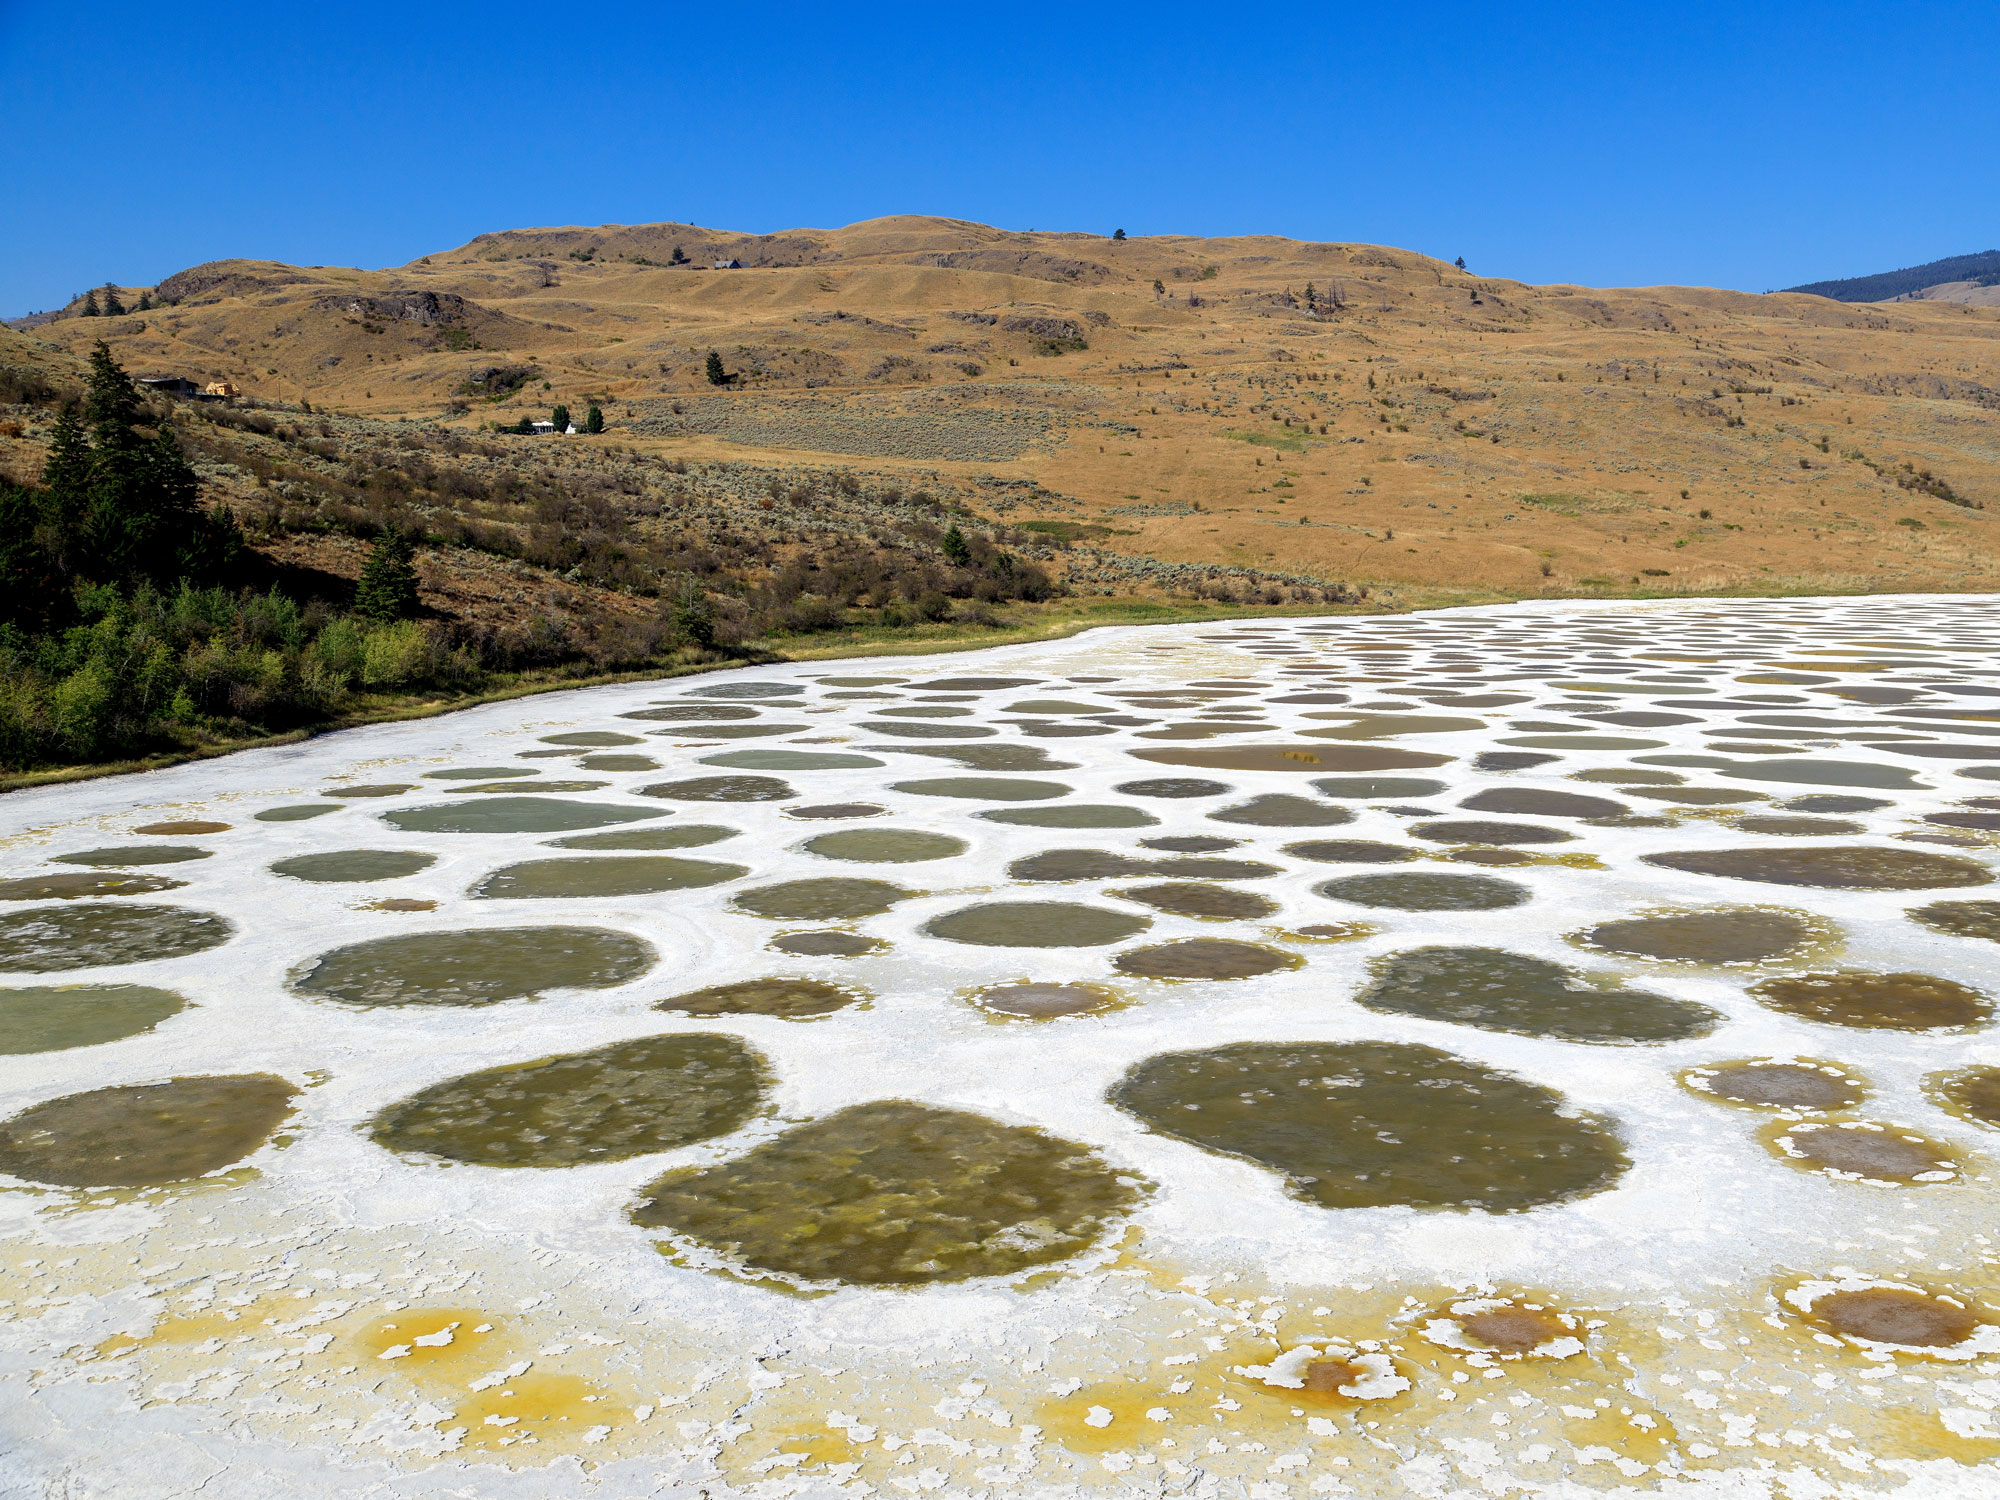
[311, 290, 479, 326]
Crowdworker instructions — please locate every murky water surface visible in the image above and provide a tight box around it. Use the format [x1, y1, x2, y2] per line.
[926, 901, 1151, 947]
[801, 829, 966, 863]
[385, 797, 663, 834]
[1359, 947, 1718, 1043]
[372, 1035, 766, 1167]
[1111, 1041, 1626, 1211]
[270, 850, 436, 883]
[0, 904, 232, 970]
[1749, 970, 1994, 1030]
[1318, 871, 1529, 910]
[0, 1074, 296, 1186]
[473, 856, 748, 898]
[630, 1101, 1138, 1285]
[1578, 908, 1816, 964]
[655, 978, 864, 1018]
[0, 984, 188, 1053]
[293, 927, 654, 1007]
[0, 871, 186, 900]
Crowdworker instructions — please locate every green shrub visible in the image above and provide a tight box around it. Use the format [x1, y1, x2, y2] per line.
[360, 620, 433, 687]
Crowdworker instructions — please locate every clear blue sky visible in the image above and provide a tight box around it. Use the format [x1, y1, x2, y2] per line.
[4, 1, 1996, 316]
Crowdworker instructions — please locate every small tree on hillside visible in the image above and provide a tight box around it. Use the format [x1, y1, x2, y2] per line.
[670, 244, 689, 265]
[550, 403, 571, 433]
[941, 524, 970, 565]
[80, 290, 100, 317]
[705, 350, 727, 385]
[584, 404, 604, 434]
[136, 290, 153, 311]
[1454, 255, 1467, 271]
[666, 576, 715, 648]
[1112, 228, 1126, 241]
[101, 284, 126, 316]
[354, 529, 420, 621]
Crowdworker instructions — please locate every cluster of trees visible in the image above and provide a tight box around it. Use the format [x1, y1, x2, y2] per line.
[76, 282, 154, 316]
[0, 345, 466, 768]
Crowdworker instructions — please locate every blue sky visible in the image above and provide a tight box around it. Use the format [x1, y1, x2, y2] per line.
[3, 1, 1996, 315]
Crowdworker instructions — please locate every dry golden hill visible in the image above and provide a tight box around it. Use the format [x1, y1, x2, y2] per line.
[11, 214, 2000, 604]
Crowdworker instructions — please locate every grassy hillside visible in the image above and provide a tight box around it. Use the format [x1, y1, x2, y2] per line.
[1785, 250, 2000, 304]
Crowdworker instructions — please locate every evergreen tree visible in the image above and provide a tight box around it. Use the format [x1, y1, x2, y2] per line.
[705, 350, 727, 385]
[941, 523, 970, 565]
[354, 529, 420, 621]
[584, 404, 604, 434]
[670, 244, 689, 265]
[80, 289, 100, 317]
[136, 290, 153, 311]
[666, 576, 715, 648]
[1113, 228, 1127, 241]
[101, 283, 126, 316]
[1454, 255, 1468, 271]
[551, 403, 571, 433]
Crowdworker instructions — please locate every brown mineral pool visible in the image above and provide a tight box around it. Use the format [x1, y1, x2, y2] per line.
[656, 977, 864, 1017]
[1317, 872, 1529, 911]
[0, 872, 186, 901]
[623, 704, 762, 721]
[1285, 840, 1418, 864]
[365, 898, 436, 912]
[1302, 713, 1486, 739]
[802, 829, 967, 863]
[892, 777, 1071, 801]
[1144, 835, 1241, 852]
[1113, 938, 1300, 979]
[540, 731, 644, 746]
[640, 775, 797, 802]
[132, 820, 230, 835]
[1412, 819, 1575, 846]
[1110, 883, 1279, 920]
[0, 1074, 297, 1187]
[370, 1034, 767, 1167]
[1623, 786, 1769, 806]
[1749, 971, 1993, 1031]
[1733, 815, 1866, 836]
[630, 1101, 1138, 1286]
[1459, 788, 1630, 819]
[0, 905, 233, 972]
[1795, 1286, 1982, 1348]
[1767, 1120, 1959, 1183]
[975, 982, 1120, 1018]
[863, 721, 998, 740]
[1209, 794, 1354, 827]
[385, 798, 665, 834]
[684, 682, 804, 699]
[1785, 794, 1891, 813]
[254, 805, 342, 822]
[1570, 768, 1683, 785]
[0, 984, 189, 1054]
[1115, 777, 1233, 799]
[52, 845, 212, 868]
[1359, 947, 1718, 1044]
[871, 744, 1078, 772]
[1643, 845, 1991, 889]
[452, 779, 608, 794]
[732, 878, 913, 920]
[926, 901, 1152, 948]
[702, 750, 881, 771]
[1578, 908, 1816, 964]
[577, 754, 661, 772]
[547, 825, 738, 850]
[270, 850, 437, 883]
[473, 856, 749, 899]
[1929, 1065, 2000, 1127]
[1682, 1059, 1867, 1112]
[1448, 848, 1537, 866]
[979, 804, 1157, 829]
[1909, 900, 2000, 941]
[425, 766, 539, 780]
[292, 927, 655, 1007]
[1131, 745, 1453, 773]
[769, 930, 885, 957]
[1011, 849, 1156, 881]
[1313, 777, 1449, 799]
[325, 784, 416, 799]
[787, 803, 886, 820]
[1109, 1041, 1626, 1212]
[653, 722, 803, 740]
[1449, 1303, 1580, 1357]
[1291, 922, 1375, 941]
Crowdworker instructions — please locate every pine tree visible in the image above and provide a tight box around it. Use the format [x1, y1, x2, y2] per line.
[80, 289, 100, 317]
[1113, 228, 1127, 241]
[136, 290, 153, 311]
[584, 404, 604, 434]
[705, 350, 727, 385]
[101, 283, 126, 316]
[666, 576, 715, 648]
[550, 403, 571, 433]
[942, 524, 970, 565]
[354, 529, 420, 621]
[1454, 256, 1467, 271]
[670, 244, 689, 265]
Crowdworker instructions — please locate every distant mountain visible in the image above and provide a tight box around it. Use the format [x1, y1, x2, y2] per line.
[1786, 251, 2000, 304]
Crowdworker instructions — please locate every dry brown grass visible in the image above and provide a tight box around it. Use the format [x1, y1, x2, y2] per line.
[11, 215, 2000, 601]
